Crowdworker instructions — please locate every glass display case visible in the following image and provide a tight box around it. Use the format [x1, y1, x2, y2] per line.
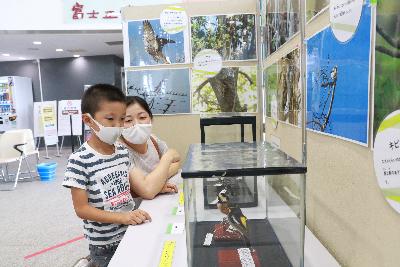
[182, 142, 306, 267]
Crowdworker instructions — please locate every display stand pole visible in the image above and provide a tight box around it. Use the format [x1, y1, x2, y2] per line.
[55, 143, 61, 157]
[70, 115, 74, 153]
[44, 145, 50, 159]
[60, 136, 64, 152]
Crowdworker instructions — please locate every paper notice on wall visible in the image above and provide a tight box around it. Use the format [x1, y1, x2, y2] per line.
[330, 0, 363, 42]
[58, 100, 82, 136]
[40, 102, 58, 146]
[160, 6, 188, 34]
[193, 49, 222, 78]
[374, 110, 400, 214]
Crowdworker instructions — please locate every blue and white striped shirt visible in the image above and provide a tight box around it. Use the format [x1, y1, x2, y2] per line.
[63, 142, 135, 245]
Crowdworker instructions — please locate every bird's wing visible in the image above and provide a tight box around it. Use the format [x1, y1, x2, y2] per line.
[143, 20, 158, 52]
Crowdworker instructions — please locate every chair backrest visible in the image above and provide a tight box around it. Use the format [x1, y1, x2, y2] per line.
[0, 129, 28, 159]
[22, 129, 37, 155]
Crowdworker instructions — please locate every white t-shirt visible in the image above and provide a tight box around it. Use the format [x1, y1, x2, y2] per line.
[123, 135, 168, 175]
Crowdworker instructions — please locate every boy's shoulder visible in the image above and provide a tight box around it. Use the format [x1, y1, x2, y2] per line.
[67, 143, 95, 162]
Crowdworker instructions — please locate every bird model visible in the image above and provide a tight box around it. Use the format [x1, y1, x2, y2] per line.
[217, 188, 251, 247]
[142, 20, 175, 64]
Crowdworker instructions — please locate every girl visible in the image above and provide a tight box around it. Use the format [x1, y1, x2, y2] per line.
[121, 96, 181, 199]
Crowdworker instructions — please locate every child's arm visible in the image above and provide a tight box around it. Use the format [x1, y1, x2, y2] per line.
[71, 187, 151, 225]
[129, 149, 180, 200]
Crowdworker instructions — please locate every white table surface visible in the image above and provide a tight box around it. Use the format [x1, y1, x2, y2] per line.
[109, 174, 340, 267]
[109, 175, 187, 267]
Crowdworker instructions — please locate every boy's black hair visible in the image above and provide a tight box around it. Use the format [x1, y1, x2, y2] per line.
[81, 84, 126, 116]
[126, 96, 153, 119]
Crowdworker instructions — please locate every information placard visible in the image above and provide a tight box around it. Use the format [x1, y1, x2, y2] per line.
[40, 103, 58, 146]
[33, 101, 57, 139]
[58, 100, 82, 136]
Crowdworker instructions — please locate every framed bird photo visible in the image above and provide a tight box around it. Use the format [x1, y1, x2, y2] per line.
[191, 14, 257, 61]
[124, 19, 189, 67]
[126, 68, 191, 114]
[306, 3, 372, 145]
[191, 66, 258, 113]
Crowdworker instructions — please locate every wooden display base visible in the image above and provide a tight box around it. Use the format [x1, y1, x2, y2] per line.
[213, 222, 243, 242]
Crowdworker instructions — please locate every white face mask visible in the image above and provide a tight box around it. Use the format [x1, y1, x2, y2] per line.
[122, 124, 152, 144]
[87, 114, 122, 145]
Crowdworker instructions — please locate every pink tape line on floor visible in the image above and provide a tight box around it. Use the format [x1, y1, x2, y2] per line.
[24, 235, 85, 260]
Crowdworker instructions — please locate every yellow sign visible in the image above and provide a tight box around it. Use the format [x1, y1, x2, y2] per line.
[179, 192, 184, 206]
[158, 240, 176, 267]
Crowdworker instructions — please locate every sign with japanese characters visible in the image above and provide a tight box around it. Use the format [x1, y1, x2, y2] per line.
[193, 49, 222, 78]
[330, 0, 363, 42]
[58, 100, 82, 136]
[33, 101, 57, 139]
[374, 110, 400, 214]
[40, 102, 58, 146]
[160, 6, 188, 34]
[64, 0, 134, 24]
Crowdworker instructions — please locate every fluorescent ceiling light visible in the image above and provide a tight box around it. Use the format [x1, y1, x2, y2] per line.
[33, 41, 42, 45]
[56, 48, 63, 52]
[2, 53, 10, 56]
[19, 57, 26, 60]
[73, 55, 80, 58]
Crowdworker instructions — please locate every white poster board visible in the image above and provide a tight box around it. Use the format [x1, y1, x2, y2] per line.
[33, 101, 57, 138]
[58, 100, 82, 136]
[40, 102, 58, 146]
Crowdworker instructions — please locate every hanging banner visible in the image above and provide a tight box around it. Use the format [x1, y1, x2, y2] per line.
[40, 102, 58, 146]
[307, 3, 371, 145]
[374, 110, 400, 213]
[63, 0, 135, 24]
[58, 100, 82, 136]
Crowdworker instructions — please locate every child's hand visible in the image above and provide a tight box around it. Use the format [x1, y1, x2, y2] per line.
[160, 182, 178, 194]
[119, 209, 151, 225]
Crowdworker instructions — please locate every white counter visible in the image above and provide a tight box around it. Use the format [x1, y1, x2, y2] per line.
[109, 174, 340, 267]
[109, 175, 187, 267]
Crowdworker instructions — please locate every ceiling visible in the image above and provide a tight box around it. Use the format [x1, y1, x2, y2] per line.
[0, 31, 124, 62]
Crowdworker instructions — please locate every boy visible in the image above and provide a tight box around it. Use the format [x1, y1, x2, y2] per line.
[63, 84, 155, 267]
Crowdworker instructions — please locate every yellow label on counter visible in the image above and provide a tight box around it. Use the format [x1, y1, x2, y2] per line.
[158, 240, 176, 267]
[179, 192, 184, 206]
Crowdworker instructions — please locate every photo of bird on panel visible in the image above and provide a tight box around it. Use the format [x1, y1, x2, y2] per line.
[126, 19, 189, 66]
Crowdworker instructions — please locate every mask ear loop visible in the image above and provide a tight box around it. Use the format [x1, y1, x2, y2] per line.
[86, 113, 102, 131]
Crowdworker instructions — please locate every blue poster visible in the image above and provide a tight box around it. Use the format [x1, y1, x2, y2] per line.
[128, 19, 186, 66]
[306, 5, 371, 144]
[126, 69, 190, 114]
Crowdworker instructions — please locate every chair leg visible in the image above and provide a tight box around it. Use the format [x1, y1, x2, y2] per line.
[0, 157, 22, 191]
[24, 156, 34, 180]
[0, 165, 4, 182]
[4, 163, 9, 182]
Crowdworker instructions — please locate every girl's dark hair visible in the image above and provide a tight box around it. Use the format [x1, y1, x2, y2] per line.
[126, 96, 153, 119]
